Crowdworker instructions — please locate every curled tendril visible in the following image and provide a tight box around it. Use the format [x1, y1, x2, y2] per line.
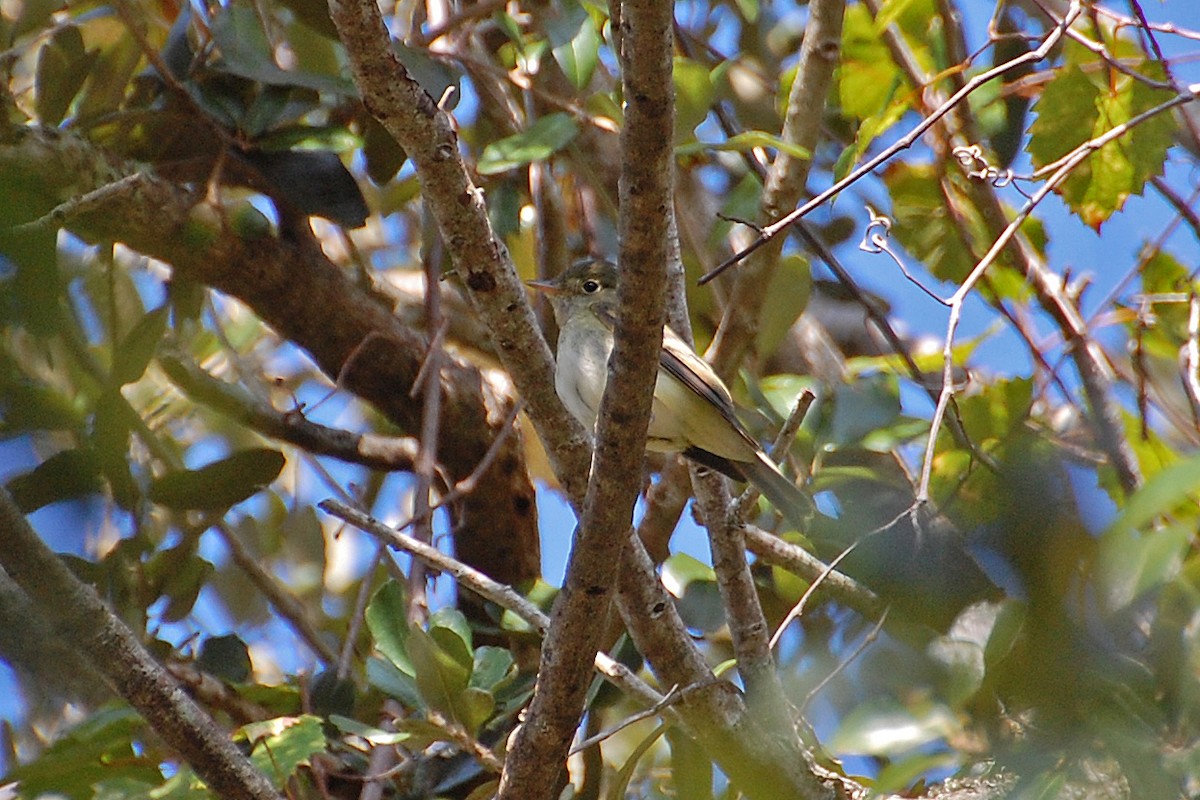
[952, 144, 1016, 189]
[858, 204, 893, 254]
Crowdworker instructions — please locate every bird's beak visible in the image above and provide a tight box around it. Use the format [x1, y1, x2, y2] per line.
[526, 279, 564, 295]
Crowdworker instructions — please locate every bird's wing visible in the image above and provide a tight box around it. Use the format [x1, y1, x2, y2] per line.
[658, 326, 759, 447]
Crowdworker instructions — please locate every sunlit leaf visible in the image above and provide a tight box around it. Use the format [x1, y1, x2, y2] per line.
[840, 5, 905, 120]
[1029, 61, 1175, 229]
[1107, 450, 1200, 535]
[241, 715, 326, 785]
[829, 699, 958, 755]
[328, 715, 412, 745]
[546, 0, 600, 90]
[478, 113, 580, 174]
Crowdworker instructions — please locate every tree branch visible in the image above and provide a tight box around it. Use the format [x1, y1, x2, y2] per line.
[0, 488, 282, 800]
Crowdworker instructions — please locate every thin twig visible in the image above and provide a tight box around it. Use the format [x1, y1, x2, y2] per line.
[769, 540, 861, 652]
[800, 608, 890, 715]
[699, 1, 1084, 284]
[318, 500, 676, 717]
[916, 86, 1193, 502]
[213, 520, 338, 665]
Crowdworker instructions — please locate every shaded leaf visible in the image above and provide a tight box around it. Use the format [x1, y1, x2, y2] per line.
[241, 148, 369, 228]
[469, 646, 516, 692]
[149, 448, 285, 510]
[7, 707, 157, 800]
[4, 448, 102, 512]
[35, 24, 96, 125]
[674, 57, 714, 142]
[366, 580, 413, 672]
[367, 656, 425, 710]
[310, 669, 356, 718]
[112, 305, 168, 386]
[407, 627, 470, 718]
[197, 633, 253, 683]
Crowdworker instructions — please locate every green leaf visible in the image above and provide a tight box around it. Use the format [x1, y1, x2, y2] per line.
[884, 162, 976, 283]
[546, 0, 600, 90]
[35, 24, 96, 126]
[457, 686, 496, 735]
[676, 130, 811, 161]
[477, 113, 580, 174]
[328, 715, 412, 745]
[828, 698, 958, 755]
[610, 723, 670, 799]
[367, 656, 425, 709]
[661, 553, 724, 633]
[407, 627, 471, 718]
[1096, 523, 1191, 613]
[5, 448, 103, 512]
[1108, 450, 1200, 534]
[1029, 61, 1175, 229]
[310, 669, 356, 718]
[158, 552, 214, 623]
[674, 57, 714, 142]
[197, 634, 253, 683]
[827, 374, 901, 449]
[835, 94, 909, 180]
[149, 448, 286, 510]
[755, 255, 811, 357]
[429, 607, 474, 672]
[394, 41, 461, 110]
[366, 580, 413, 672]
[7, 706, 158, 800]
[112, 305, 169, 386]
[839, 4, 905, 120]
[469, 646, 517, 692]
[92, 389, 139, 510]
[211, 5, 355, 95]
[240, 715, 326, 785]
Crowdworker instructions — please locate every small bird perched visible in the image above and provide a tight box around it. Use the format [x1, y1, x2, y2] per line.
[529, 259, 810, 528]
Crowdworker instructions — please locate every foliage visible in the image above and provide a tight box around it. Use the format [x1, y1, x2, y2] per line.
[1, 0, 1199, 798]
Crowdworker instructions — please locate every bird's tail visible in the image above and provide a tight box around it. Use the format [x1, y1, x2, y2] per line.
[740, 451, 813, 532]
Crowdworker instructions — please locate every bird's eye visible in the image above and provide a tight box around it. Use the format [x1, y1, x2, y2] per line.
[582, 279, 601, 293]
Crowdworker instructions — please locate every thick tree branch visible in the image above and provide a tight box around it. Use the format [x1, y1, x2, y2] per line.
[0, 125, 540, 593]
[0, 488, 281, 800]
[326, 0, 593, 500]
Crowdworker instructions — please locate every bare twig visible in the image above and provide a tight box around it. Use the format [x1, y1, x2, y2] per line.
[700, 2, 1084, 284]
[800, 608, 890, 715]
[769, 541, 861, 652]
[917, 86, 1193, 501]
[213, 520, 338, 665]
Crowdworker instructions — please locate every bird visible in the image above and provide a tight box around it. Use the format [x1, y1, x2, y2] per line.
[528, 259, 811, 528]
